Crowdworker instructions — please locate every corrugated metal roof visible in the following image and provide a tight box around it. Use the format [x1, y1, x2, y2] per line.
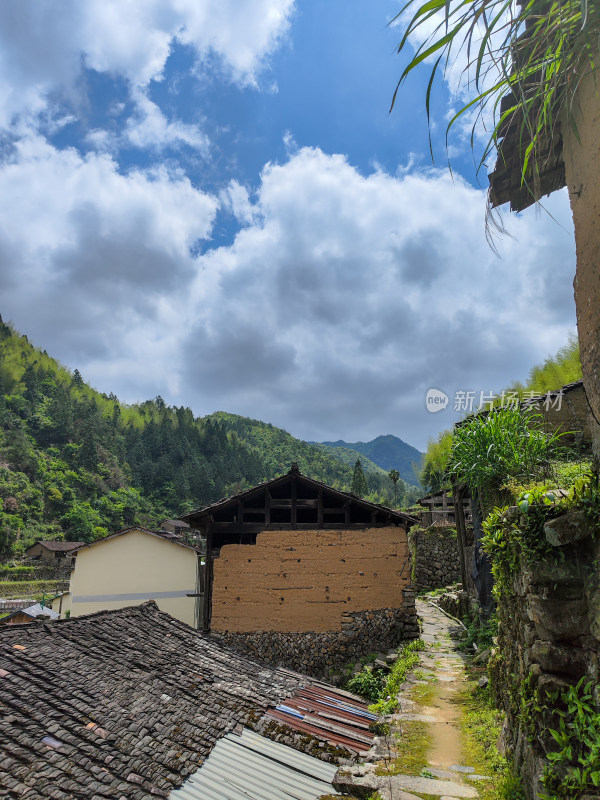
[169, 728, 337, 800]
[21, 603, 60, 619]
[266, 684, 377, 755]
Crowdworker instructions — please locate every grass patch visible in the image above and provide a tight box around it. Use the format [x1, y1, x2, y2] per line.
[368, 639, 426, 714]
[411, 682, 436, 706]
[375, 719, 432, 777]
[347, 639, 426, 712]
[0, 579, 68, 599]
[460, 680, 524, 800]
[413, 668, 438, 684]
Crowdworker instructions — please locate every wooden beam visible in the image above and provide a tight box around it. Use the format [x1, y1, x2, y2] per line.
[452, 479, 468, 590]
[265, 490, 271, 528]
[212, 522, 382, 536]
[291, 474, 297, 529]
[202, 524, 213, 632]
[270, 499, 318, 508]
[317, 487, 323, 527]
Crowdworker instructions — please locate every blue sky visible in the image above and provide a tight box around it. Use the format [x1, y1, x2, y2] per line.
[0, 1, 576, 450]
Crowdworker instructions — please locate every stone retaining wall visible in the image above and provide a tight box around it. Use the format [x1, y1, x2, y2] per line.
[429, 587, 473, 621]
[408, 524, 461, 592]
[0, 565, 71, 582]
[491, 509, 600, 799]
[211, 590, 419, 678]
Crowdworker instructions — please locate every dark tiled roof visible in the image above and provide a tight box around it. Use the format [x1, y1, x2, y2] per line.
[180, 465, 417, 526]
[489, 106, 565, 212]
[0, 602, 305, 799]
[70, 527, 202, 556]
[0, 604, 59, 624]
[25, 541, 85, 553]
[520, 380, 584, 406]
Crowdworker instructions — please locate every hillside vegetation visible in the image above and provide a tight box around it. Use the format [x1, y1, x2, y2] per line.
[0, 317, 411, 560]
[507, 334, 581, 396]
[420, 337, 583, 493]
[317, 434, 422, 483]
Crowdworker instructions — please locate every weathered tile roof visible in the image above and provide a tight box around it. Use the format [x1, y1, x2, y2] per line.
[1, 604, 59, 624]
[180, 464, 418, 527]
[454, 380, 587, 429]
[69, 527, 202, 556]
[0, 602, 305, 800]
[25, 541, 85, 553]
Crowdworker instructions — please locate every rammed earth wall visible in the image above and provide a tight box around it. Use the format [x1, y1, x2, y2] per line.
[211, 527, 412, 633]
[212, 593, 419, 678]
[408, 524, 461, 592]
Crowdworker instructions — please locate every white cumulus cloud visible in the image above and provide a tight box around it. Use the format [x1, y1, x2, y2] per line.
[0, 0, 295, 130]
[0, 143, 576, 448]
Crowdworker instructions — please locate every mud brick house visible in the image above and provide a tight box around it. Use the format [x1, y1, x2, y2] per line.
[520, 380, 591, 448]
[180, 464, 419, 675]
[454, 380, 591, 449]
[24, 540, 84, 564]
[0, 602, 376, 800]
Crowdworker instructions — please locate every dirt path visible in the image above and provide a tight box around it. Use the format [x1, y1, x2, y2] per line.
[337, 599, 489, 800]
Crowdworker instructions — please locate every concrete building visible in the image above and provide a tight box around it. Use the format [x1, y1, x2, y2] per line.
[65, 528, 203, 627]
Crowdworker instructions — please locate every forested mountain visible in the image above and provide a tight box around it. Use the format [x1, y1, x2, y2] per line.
[315, 435, 423, 486]
[209, 413, 410, 501]
[0, 317, 410, 560]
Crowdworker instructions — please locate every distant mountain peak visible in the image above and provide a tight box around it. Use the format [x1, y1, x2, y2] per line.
[316, 434, 422, 486]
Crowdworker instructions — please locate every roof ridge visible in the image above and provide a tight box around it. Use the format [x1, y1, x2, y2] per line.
[180, 466, 417, 524]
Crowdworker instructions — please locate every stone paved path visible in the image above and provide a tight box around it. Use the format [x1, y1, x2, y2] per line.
[336, 599, 486, 800]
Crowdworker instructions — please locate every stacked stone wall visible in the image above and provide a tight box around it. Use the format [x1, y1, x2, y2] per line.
[538, 383, 591, 447]
[491, 510, 600, 799]
[0, 564, 71, 581]
[408, 524, 461, 592]
[212, 591, 419, 678]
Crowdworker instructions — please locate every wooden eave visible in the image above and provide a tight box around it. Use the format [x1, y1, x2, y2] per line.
[488, 1, 566, 211]
[180, 466, 417, 533]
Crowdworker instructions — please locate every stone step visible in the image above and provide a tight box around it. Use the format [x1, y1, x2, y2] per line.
[334, 766, 479, 798]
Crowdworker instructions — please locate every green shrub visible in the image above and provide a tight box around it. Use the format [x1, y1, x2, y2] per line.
[449, 407, 564, 516]
[541, 678, 600, 798]
[347, 667, 385, 702]
[346, 639, 426, 711]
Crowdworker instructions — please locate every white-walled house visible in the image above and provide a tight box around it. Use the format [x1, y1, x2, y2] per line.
[62, 528, 203, 627]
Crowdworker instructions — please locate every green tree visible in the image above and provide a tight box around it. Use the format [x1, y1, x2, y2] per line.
[388, 468, 403, 506]
[392, 0, 600, 457]
[351, 458, 369, 498]
[421, 430, 453, 493]
[61, 501, 105, 542]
